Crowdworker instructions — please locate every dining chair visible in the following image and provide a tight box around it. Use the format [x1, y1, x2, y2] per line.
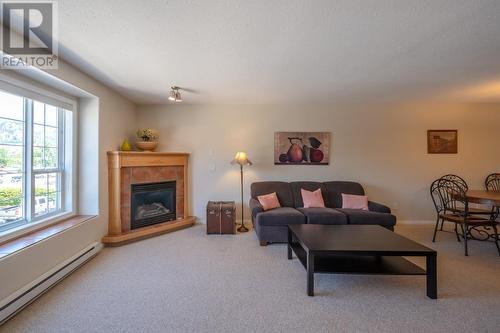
[438, 174, 492, 231]
[485, 173, 500, 217]
[441, 174, 468, 190]
[485, 173, 500, 191]
[431, 178, 461, 243]
[435, 178, 499, 256]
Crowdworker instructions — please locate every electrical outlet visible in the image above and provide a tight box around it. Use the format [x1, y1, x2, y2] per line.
[208, 162, 216, 172]
[392, 202, 399, 210]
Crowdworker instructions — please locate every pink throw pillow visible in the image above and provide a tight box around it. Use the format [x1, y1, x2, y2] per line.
[301, 188, 325, 208]
[341, 193, 369, 210]
[257, 192, 281, 211]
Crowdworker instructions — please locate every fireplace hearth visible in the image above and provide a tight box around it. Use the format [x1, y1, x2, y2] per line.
[104, 151, 194, 246]
[131, 181, 176, 229]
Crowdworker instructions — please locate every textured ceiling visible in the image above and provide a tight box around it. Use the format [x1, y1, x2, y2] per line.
[56, 0, 500, 104]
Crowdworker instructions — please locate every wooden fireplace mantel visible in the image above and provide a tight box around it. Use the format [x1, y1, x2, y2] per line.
[103, 151, 195, 246]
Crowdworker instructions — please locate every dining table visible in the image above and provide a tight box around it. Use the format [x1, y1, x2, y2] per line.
[465, 190, 500, 206]
[464, 190, 499, 241]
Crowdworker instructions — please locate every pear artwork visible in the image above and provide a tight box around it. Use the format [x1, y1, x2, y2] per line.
[275, 133, 328, 165]
[308, 137, 324, 163]
[287, 137, 303, 162]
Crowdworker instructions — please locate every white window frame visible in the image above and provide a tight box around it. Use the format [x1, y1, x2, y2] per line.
[0, 74, 77, 242]
[29, 102, 65, 221]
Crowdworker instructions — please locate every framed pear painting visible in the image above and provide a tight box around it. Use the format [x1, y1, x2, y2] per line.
[274, 132, 330, 165]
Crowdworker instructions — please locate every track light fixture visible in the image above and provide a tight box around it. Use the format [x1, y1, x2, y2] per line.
[168, 86, 182, 102]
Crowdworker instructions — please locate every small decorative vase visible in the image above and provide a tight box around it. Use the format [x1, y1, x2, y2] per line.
[136, 141, 158, 151]
[120, 138, 131, 151]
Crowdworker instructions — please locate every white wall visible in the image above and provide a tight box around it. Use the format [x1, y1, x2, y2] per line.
[0, 58, 137, 300]
[136, 102, 500, 222]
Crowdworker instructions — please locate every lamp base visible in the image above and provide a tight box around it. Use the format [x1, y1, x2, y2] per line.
[237, 223, 249, 233]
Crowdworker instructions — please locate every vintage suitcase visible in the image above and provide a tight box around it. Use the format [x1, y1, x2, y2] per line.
[206, 201, 236, 234]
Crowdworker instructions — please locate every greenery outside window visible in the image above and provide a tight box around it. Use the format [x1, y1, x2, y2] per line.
[0, 88, 73, 233]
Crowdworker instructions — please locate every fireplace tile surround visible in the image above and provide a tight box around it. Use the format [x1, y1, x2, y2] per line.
[121, 166, 184, 232]
[103, 151, 195, 246]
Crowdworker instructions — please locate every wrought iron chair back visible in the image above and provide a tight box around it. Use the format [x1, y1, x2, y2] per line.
[436, 178, 468, 216]
[485, 173, 500, 191]
[485, 173, 500, 219]
[441, 174, 468, 191]
[430, 178, 445, 215]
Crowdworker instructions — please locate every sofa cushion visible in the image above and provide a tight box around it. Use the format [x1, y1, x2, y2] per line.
[290, 182, 327, 208]
[251, 182, 294, 207]
[337, 208, 396, 228]
[257, 192, 281, 211]
[323, 181, 365, 208]
[255, 207, 306, 227]
[342, 193, 368, 210]
[301, 188, 325, 208]
[297, 207, 348, 225]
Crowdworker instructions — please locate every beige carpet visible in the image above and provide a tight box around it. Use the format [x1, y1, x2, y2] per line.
[1, 223, 500, 333]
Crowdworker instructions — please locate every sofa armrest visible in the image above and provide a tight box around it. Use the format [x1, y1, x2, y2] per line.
[249, 198, 264, 217]
[368, 201, 391, 214]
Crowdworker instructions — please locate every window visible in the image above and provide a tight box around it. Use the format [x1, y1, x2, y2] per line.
[0, 88, 74, 233]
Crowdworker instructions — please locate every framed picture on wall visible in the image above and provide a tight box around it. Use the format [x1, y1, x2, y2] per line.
[427, 130, 458, 154]
[274, 132, 330, 165]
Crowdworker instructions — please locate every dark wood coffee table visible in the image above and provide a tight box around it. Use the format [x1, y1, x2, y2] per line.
[287, 224, 437, 299]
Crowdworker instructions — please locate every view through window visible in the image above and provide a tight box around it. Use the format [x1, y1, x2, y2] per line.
[0, 89, 72, 232]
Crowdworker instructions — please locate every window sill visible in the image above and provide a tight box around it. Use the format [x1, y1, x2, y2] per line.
[0, 215, 96, 259]
[0, 212, 75, 243]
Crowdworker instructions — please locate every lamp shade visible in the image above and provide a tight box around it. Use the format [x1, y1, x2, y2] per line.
[231, 152, 252, 166]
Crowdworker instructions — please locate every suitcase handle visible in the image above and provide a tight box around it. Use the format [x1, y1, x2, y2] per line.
[219, 202, 222, 235]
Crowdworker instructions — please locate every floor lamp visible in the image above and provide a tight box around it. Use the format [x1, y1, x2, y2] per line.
[231, 152, 252, 232]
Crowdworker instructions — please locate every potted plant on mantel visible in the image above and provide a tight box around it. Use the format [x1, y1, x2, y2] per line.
[136, 128, 159, 151]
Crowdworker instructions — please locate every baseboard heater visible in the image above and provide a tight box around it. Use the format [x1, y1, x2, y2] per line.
[0, 242, 102, 325]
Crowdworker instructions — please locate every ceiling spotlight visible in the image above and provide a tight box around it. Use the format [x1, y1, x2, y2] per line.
[168, 86, 182, 102]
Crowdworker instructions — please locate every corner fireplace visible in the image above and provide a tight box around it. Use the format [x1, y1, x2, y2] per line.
[130, 181, 176, 230]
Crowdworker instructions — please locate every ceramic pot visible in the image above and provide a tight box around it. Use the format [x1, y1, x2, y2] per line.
[136, 141, 158, 151]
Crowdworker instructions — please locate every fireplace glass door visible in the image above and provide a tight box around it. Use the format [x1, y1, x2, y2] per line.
[130, 181, 176, 229]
